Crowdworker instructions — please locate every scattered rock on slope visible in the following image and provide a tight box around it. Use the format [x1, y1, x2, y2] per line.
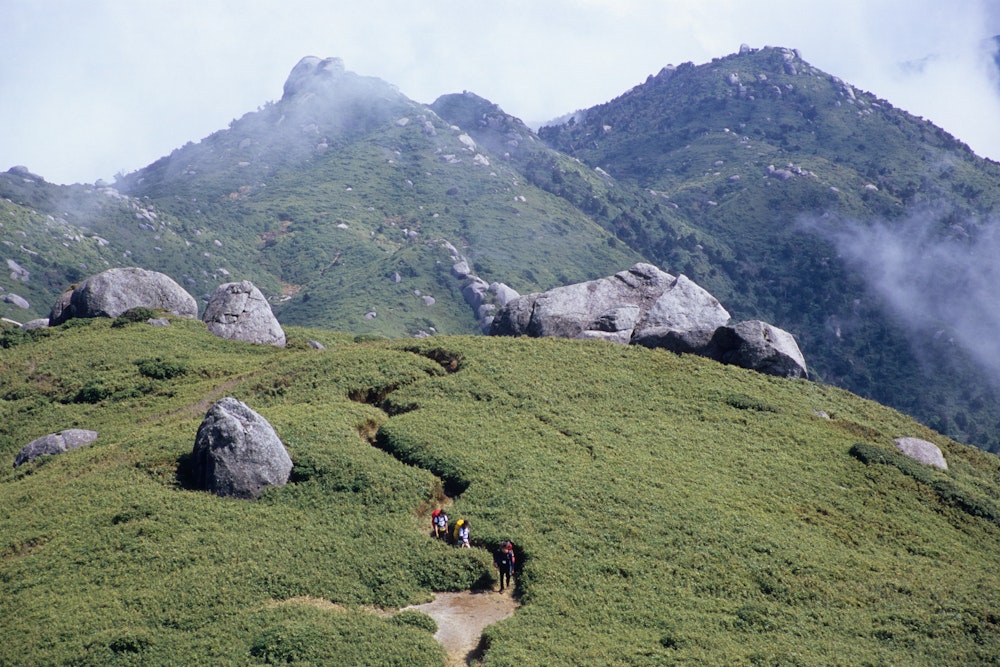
[202, 280, 286, 347]
[190, 397, 292, 499]
[894, 437, 948, 470]
[14, 429, 99, 467]
[49, 267, 197, 325]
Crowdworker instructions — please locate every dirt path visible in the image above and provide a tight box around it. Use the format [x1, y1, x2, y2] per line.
[404, 590, 519, 666]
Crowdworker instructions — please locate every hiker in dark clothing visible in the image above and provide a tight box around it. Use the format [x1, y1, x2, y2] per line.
[494, 540, 515, 592]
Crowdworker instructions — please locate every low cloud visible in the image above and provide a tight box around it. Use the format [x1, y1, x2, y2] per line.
[810, 206, 1000, 384]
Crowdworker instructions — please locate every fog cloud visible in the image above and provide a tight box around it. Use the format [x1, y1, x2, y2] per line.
[816, 207, 1000, 384]
[2, 0, 1000, 184]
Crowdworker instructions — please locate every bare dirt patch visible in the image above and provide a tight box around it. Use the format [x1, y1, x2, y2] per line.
[404, 590, 519, 666]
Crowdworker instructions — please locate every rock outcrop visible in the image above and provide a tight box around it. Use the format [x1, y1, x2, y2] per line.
[704, 320, 808, 379]
[202, 281, 285, 347]
[490, 263, 807, 379]
[14, 429, 99, 467]
[491, 263, 728, 346]
[190, 397, 292, 499]
[49, 267, 197, 325]
[894, 437, 948, 471]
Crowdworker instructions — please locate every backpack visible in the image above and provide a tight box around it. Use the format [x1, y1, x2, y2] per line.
[431, 508, 442, 519]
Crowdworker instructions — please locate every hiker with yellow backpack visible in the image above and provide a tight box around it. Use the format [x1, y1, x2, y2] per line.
[453, 518, 470, 548]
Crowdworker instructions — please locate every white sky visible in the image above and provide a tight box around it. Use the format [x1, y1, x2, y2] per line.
[3, 0, 1000, 185]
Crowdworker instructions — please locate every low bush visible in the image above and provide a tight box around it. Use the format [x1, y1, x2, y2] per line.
[135, 357, 188, 380]
[111, 307, 159, 327]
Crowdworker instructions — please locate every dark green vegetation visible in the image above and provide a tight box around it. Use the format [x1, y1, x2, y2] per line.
[2, 319, 1000, 665]
[2, 46, 1000, 453]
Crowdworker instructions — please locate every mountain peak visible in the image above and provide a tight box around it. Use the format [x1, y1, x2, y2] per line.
[281, 56, 348, 100]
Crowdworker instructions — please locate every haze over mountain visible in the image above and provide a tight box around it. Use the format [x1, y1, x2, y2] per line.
[3, 45, 1000, 455]
[4, 2, 1000, 186]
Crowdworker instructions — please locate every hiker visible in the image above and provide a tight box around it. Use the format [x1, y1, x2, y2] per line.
[433, 509, 449, 540]
[456, 519, 470, 548]
[494, 540, 515, 592]
[452, 518, 467, 547]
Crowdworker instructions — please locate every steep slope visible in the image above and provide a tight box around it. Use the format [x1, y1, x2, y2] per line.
[112, 57, 640, 337]
[540, 45, 1000, 452]
[1, 322, 998, 665]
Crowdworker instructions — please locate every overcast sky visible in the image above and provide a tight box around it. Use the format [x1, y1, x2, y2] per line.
[3, 0, 1000, 185]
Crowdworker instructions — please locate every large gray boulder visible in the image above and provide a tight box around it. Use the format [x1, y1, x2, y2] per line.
[191, 397, 292, 499]
[49, 267, 197, 325]
[202, 281, 285, 347]
[489, 264, 808, 379]
[704, 320, 807, 378]
[14, 429, 99, 467]
[894, 437, 948, 470]
[631, 274, 731, 352]
[490, 263, 728, 347]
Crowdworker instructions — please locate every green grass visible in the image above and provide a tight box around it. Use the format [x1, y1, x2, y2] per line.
[1, 319, 999, 665]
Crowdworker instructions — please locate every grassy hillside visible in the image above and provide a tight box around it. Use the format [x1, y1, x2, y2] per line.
[2, 318, 999, 665]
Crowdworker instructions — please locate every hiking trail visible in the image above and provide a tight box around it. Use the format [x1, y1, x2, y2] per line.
[404, 590, 518, 666]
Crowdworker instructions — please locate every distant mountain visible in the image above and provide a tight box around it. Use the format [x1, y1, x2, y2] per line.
[3, 48, 1000, 452]
[539, 45, 1000, 452]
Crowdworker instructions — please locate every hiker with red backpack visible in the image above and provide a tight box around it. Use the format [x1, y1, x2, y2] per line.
[494, 540, 515, 592]
[431, 509, 449, 540]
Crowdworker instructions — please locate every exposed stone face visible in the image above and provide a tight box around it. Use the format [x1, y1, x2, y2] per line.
[894, 437, 948, 470]
[202, 280, 286, 347]
[490, 263, 729, 348]
[490, 264, 807, 379]
[14, 429, 99, 467]
[631, 274, 731, 353]
[49, 267, 197, 325]
[704, 320, 808, 378]
[191, 397, 292, 499]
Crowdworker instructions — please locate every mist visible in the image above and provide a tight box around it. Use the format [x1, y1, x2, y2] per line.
[811, 206, 1000, 385]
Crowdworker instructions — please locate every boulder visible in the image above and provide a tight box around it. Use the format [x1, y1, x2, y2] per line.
[202, 280, 285, 347]
[49, 267, 197, 325]
[14, 429, 99, 467]
[704, 320, 807, 378]
[23, 318, 49, 331]
[490, 263, 727, 346]
[489, 264, 808, 379]
[894, 437, 948, 471]
[631, 274, 730, 353]
[462, 277, 490, 310]
[490, 282, 520, 307]
[3, 294, 30, 309]
[190, 397, 292, 499]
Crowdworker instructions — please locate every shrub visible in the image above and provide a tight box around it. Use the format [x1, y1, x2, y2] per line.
[0, 324, 31, 349]
[74, 380, 111, 403]
[111, 307, 159, 328]
[135, 357, 188, 380]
